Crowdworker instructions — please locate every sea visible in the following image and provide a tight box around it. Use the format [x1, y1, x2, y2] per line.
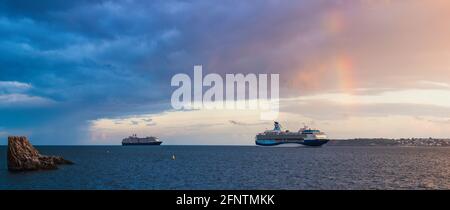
[1, 146, 449, 190]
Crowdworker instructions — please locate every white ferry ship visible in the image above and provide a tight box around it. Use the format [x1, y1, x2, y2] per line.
[255, 122, 329, 147]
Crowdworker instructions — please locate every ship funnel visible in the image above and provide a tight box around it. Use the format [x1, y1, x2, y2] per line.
[274, 121, 281, 131]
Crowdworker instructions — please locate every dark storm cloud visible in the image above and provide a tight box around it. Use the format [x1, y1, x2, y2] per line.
[0, 0, 330, 144]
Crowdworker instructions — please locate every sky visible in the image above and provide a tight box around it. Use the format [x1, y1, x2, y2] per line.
[1, 0, 450, 145]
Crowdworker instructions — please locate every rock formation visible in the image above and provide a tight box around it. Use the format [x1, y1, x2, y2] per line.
[7, 136, 73, 171]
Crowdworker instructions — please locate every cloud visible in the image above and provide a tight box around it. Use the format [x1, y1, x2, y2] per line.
[281, 99, 450, 121]
[146, 122, 157, 126]
[0, 93, 53, 106]
[418, 80, 450, 89]
[416, 117, 450, 125]
[0, 81, 31, 92]
[0, 81, 54, 107]
[229, 120, 269, 126]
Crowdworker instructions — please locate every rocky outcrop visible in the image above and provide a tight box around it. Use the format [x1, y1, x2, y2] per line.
[7, 136, 73, 171]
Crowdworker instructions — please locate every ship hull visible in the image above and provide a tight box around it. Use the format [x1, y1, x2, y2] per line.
[122, 142, 162, 146]
[255, 139, 328, 147]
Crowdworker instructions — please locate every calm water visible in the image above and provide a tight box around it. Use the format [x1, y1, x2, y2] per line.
[1, 146, 449, 190]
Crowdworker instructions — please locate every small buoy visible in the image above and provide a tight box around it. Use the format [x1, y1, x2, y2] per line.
[172, 154, 176, 160]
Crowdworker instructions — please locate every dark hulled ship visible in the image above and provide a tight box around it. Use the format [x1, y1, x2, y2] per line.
[122, 134, 162, 146]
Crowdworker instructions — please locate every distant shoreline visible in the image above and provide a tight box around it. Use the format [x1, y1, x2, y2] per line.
[328, 138, 450, 147]
[1, 138, 450, 147]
